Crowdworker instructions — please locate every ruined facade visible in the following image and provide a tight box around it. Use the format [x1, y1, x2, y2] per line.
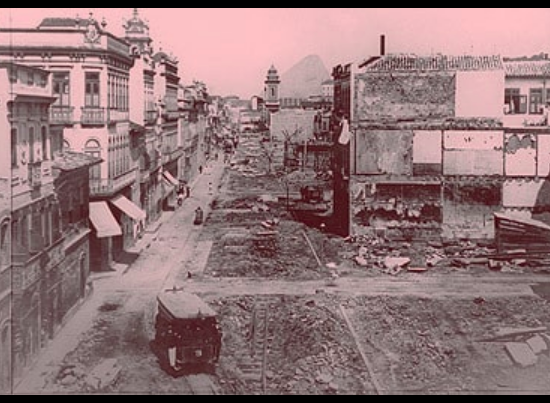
[348, 54, 516, 240]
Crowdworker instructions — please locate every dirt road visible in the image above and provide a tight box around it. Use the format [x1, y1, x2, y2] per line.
[183, 274, 549, 300]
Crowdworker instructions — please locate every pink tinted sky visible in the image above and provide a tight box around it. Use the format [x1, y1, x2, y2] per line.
[1, 8, 549, 98]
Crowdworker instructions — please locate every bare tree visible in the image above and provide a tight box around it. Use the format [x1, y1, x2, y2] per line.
[281, 127, 303, 169]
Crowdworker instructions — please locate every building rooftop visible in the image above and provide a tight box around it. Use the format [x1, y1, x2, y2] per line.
[39, 18, 91, 29]
[54, 152, 102, 172]
[504, 60, 550, 78]
[364, 54, 504, 72]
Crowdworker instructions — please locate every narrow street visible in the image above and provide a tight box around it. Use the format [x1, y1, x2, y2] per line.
[16, 162, 226, 395]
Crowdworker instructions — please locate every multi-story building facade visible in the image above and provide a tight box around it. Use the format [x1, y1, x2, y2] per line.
[179, 83, 210, 184]
[0, 66, 12, 395]
[154, 51, 183, 208]
[0, 61, 102, 388]
[0, 14, 146, 272]
[4, 63, 59, 383]
[125, 9, 164, 225]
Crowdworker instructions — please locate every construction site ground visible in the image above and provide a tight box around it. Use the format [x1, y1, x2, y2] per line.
[17, 136, 550, 395]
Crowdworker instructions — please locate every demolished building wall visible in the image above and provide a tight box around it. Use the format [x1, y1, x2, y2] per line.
[270, 109, 316, 143]
[348, 55, 530, 240]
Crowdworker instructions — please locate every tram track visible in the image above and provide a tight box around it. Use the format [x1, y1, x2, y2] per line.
[236, 296, 279, 394]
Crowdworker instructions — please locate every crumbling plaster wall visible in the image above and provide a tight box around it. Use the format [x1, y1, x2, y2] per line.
[351, 68, 550, 240]
[355, 72, 456, 121]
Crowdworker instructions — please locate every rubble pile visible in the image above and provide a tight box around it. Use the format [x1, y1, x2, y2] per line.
[349, 296, 550, 393]
[207, 220, 342, 280]
[343, 235, 550, 275]
[212, 295, 371, 395]
[266, 295, 370, 395]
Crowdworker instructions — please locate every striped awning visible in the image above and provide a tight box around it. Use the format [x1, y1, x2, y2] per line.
[163, 171, 179, 187]
[110, 195, 146, 222]
[89, 202, 122, 238]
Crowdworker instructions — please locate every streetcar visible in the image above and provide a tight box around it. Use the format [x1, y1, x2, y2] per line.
[153, 288, 222, 376]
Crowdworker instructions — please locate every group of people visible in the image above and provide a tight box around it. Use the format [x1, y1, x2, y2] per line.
[177, 181, 191, 207]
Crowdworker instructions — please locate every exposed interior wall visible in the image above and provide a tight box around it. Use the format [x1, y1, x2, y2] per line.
[355, 130, 413, 175]
[442, 180, 502, 239]
[351, 178, 442, 240]
[443, 131, 504, 176]
[505, 133, 537, 177]
[355, 72, 456, 121]
[455, 70, 505, 119]
[413, 131, 443, 175]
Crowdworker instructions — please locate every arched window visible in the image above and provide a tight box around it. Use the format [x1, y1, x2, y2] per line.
[85, 139, 101, 180]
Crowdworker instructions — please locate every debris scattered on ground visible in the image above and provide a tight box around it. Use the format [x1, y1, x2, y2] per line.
[480, 327, 548, 343]
[85, 359, 121, 391]
[505, 342, 538, 368]
[213, 295, 372, 395]
[526, 335, 548, 355]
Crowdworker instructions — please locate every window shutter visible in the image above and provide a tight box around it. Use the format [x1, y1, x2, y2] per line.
[520, 96, 528, 114]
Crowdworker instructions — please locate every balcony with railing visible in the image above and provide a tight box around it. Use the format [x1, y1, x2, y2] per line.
[50, 106, 75, 126]
[81, 107, 106, 126]
[108, 109, 130, 124]
[89, 168, 138, 198]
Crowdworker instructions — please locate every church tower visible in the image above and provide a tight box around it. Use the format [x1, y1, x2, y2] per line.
[264, 65, 281, 114]
[124, 8, 153, 56]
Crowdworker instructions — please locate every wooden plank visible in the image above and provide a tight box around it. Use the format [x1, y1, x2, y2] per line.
[302, 230, 323, 268]
[478, 327, 548, 343]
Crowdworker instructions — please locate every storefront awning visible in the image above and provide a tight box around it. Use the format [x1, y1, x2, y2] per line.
[163, 171, 179, 187]
[163, 178, 176, 196]
[89, 202, 122, 239]
[110, 195, 147, 222]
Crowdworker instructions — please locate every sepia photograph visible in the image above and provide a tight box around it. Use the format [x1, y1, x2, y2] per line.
[1, 7, 550, 395]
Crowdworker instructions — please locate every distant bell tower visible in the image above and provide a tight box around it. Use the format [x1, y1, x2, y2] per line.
[264, 65, 281, 113]
[124, 8, 153, 56]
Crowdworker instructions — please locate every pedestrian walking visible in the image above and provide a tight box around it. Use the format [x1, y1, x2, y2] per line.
[209, 182, 214, 195]
[194, 207, 204, 226]
[185, 185, 191, 199]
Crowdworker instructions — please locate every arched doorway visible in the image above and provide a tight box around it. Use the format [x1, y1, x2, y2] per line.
[0, 323, 11, 393]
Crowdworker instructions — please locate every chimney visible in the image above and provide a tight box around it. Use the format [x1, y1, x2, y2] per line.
[380, 35, 386, 57]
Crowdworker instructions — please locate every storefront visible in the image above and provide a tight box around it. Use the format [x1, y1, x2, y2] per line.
[89, 202, 122, 272]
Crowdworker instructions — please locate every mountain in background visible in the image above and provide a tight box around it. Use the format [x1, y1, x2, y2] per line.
[279, 55, 331, 99]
